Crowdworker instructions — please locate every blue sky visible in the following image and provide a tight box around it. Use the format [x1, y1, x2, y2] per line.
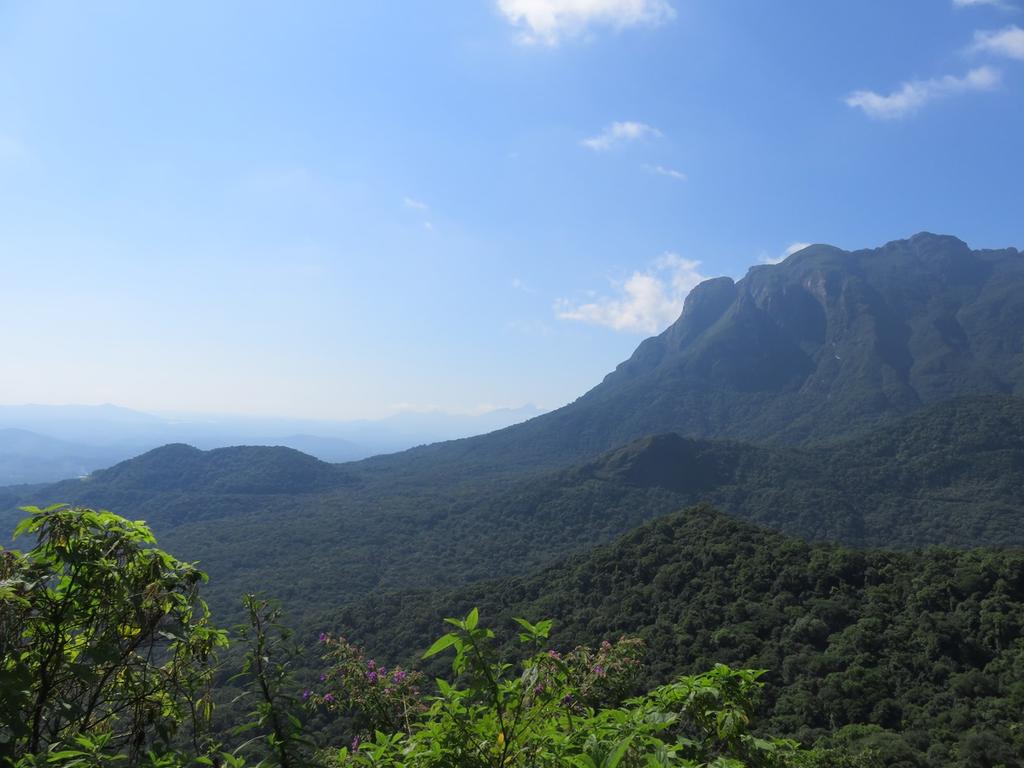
[1, 0, 1022, 419]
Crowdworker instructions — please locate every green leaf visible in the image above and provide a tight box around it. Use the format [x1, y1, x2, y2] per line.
[602, 735, 634, 768]
[513, 617, 536, 634]
[422, 632, 459, 659]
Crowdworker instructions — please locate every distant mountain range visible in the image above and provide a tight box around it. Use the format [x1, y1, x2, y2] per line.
[0, 403, 545, 484]
[6, 393, 1021, 628]
[4, 234, 1023, 615]
[5, 232, 1024, 767]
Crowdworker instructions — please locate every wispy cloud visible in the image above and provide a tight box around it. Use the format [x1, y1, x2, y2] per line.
[845, 66, 1000, 119]
[644, 164, 686, 180]
[954, 0, 1014, 8]
[497, 0, 675, 45]
[511, 277, 538, 294]
[760, 242, 811, 265]
[555, 253, 706, 334]
[972, 25, 1024, 59]
[403, 197, 434, 230]
[582, 121, 661, 151]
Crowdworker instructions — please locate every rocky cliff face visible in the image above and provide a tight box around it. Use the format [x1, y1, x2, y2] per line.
[576, 233, 1023, 445]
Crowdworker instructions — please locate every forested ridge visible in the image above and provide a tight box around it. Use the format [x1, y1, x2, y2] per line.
[0, 504, 878, 768]
[6, 395, 1023, 625]
[326, 506, 1024, 767]
[4, 234, 1024, 766]
[342, 234, 1024, 472]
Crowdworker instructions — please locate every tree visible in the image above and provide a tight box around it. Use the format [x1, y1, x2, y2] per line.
[0, 504, 227, 764]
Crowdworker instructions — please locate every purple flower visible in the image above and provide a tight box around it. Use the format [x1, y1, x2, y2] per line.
[350, 737, 361, 753]
[323, 693, 335, 703]
[367, 659, 376, 670]
[392, 670, 407, 683]
[547, 650, 562, 660]
[561, 694, 575, 706]
[593, 665, 606, 677]
[318, 632, 328, 643]
[367, 671, 378, 683]
[534, 684, 544, 695]
[319, 674, 326, 682]
[302, 690, 311, 701]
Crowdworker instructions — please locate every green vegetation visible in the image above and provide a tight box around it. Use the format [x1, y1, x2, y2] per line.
[8, 396, 1023, 629]
[0, 504, 226, 763]
[329, 506, 1024, 767]
[0, 505, 865, 767]
[359, 234, 1024, 470]
[309, 608, 868, 768]
[3, 235, 1023, 765]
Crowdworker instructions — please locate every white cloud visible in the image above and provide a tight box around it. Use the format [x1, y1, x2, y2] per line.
[497, 0, 675, 45]
[954, 0, 1013, 8]
[555, 253, 706, 334]
[845, 66, 1000, 119]
[582, 121, 662, 151]
[972, 25, 1024, 59]
[644, 164, 686, 180]
[404, 196, 429, 210]
[760, 242, 812, 265]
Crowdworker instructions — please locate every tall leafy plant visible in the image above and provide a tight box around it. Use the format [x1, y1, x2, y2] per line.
[0, 504, 227, 764]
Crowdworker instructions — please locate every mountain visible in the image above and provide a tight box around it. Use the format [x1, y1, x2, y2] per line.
[7, 233, 1020, 485]
[0, 443, 356, 533]
[327, 506, 1024, 768]
[8, 395, 1022, 624]
[0, 404, 166, 445]
[78, 443, 353, 495]
[0, 428, 127, 485]
[0, 403, 547, 483]
[4, 233, 1023, 621]
[5, 233, 1024, 765]
[364, 233, 1024, 473]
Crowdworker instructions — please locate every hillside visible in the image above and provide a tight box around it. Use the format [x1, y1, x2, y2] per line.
[327, 506, 1024, 768]
[0, 403, 549, 482]
[8, 395, 1023, 624]
[0, 428, 126, 485]
[360, 233, 1024, 474]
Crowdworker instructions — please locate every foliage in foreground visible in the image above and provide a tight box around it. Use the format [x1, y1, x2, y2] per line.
[332, 505, 1024, 767]
[0, 505, 872, 767]
[0, 504, 226, 763]
[312, 609, 873, 768]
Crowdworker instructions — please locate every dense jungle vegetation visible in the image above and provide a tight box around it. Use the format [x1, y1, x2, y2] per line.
[4, 237, 1024, 767]
[322, 505, 1024, 767]
[7, 395, 1022, 629]
[1, 504, 875, 768]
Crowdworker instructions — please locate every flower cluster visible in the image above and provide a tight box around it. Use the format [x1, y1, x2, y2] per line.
[535, 636, 645, 710]
[306, 632, 425, 746]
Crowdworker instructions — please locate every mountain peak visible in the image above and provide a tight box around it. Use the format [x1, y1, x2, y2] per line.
[86, 442, 353, 494]
[905, 231, 968, 247]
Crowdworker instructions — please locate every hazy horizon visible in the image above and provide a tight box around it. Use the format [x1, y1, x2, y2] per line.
[2, 1, 1022, 420]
